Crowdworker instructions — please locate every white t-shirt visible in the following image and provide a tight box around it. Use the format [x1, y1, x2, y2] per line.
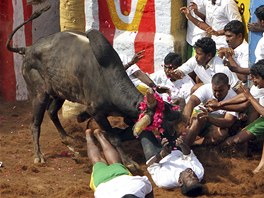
[126, 64, 143, 87]
[204, 0, 242, 49]
[255, 33, 264, 63]
[193, 83, 238, 117]
[178, 56, 239, 88]
[186, 0, 207, 46]
[233, 40, 249, 69]
[147, 150, 204, 189]
[94, 175, 152, 198]
[150, 70, 195, 102]
[250, 85, 264, 107]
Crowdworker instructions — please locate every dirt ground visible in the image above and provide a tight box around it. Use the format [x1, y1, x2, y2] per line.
[0, 97, 264, 198]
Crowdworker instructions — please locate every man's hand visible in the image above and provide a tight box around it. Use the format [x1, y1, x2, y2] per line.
[206, 27, 219, 36]
[160, 138, 172, 158]
[175, 136, 184, 147]
[129, 50, 145, 65]
[156, 86, 171, 95]
[189, 2, 198, 13]
[205, 99, 221, 112]
[218, 47, 234, 59]
[180, 6, 191, 19]
[175, 136, 191, 155]
[170, 69, 184, 80]
[248, 23, 264, 32]
[241, 86, 252, 100]
[196, 106, 209, 121]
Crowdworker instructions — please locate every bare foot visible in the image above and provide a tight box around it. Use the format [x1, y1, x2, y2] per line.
[253, 163, 264, 174]
[93, 129, 104, 139]
[85, 129, 93, 140]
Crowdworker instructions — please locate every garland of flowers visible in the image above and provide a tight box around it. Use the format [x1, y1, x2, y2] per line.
[138, 92, 165, 134]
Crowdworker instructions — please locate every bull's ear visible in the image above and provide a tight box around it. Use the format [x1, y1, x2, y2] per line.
[146, 88, 157, 110]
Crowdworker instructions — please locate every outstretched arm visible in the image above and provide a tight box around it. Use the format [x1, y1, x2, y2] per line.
[133, 70, 156, 88]
[124, 50, 145, 70]
[205, 93, 249, 112]
[176, 136, 190, 155]
[180, 6, 221, 36]
[146, 138, 172, 166]
[242, 86, 264, 116]
[189, 2, 206, 21]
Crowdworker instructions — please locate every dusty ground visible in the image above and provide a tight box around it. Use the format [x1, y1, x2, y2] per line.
[0, 97, 264, 198]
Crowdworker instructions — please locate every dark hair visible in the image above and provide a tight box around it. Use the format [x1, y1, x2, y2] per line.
[211, 73, 229, 85]
[181, 183, 204, 197]
[164, 52, 182, 67]
[194, 37, 216, 57]
[250, 59, 264, 79]
[255, 5, 264, 21]
[224, 20, 245, 38]
[121, 194, 139, 198]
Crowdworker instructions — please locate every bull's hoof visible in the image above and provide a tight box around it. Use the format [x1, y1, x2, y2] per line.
[61, 135, 75, 146]
[67, 145, 80, 157]
[34, 157, 45, 164]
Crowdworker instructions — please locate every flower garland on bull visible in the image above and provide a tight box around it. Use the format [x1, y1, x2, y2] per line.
[134, 91, 181, 138]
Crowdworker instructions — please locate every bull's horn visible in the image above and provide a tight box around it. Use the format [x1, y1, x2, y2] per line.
[146, 88, 157, 110]
[133, 114, 152, 137]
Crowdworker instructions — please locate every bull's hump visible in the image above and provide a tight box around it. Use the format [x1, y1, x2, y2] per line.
[66, 32, 89, 44]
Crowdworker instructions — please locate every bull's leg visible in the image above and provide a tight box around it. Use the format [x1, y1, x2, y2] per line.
[46, 98, 68, 141]
[93, 115, 139, 171]
[31, 93, 49, 163]
[47, 99, 80, 157]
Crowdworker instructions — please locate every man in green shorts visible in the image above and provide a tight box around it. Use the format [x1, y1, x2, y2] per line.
[223, 60, 264, 173]
[207, 60, 264, 173]
[86, 129, 153, 198]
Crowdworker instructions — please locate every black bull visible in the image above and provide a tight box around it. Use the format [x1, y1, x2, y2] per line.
[6, 7, 184, 169]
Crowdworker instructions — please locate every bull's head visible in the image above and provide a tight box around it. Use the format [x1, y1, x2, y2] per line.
[133, 88, 185, 137]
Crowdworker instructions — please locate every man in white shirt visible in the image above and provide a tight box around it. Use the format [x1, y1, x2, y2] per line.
[180, 0, 242, 49]
[209, 61, 264, 173]
[254, 5, 264, 62]
[185, 0, 207, 58]
[150, 52, 194, 107]
[139, 131, 204, 197]
[183, 73, 238, 146]
[218, 20, 249, 83]
[86, 129, 153, 198]
[171, 37, 240, 92]
[120, 51, 156, 95]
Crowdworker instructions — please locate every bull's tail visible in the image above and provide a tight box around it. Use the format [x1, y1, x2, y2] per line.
[6, 4, 51, 55]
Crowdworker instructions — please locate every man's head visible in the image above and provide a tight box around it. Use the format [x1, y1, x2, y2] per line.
[211, 73, 230, 101]
[255, 5, 264, 27]
[163, 52, 182, 81]
[224, 20, 245, 49]
[194, 37, 216, 66]
[250, 59, 264, 89]
[179, 168, 204, 197]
